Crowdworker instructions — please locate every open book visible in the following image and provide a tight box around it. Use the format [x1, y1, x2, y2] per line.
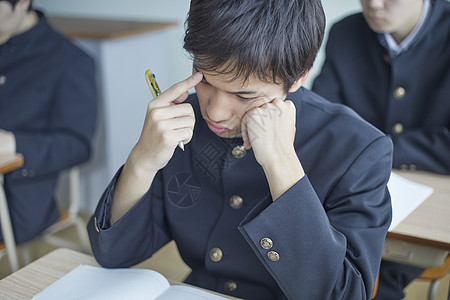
[32, 265, 229, 300]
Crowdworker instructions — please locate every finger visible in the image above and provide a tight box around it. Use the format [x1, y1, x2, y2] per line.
[271, 97, 283, 104]
[150, 103, 194, 121]
[152, 72, 203, 108]
[179, 127, 195, 145]
[172, 91, 190, 105]
[241, 115, 252, 150]
[159, 116, 195, 132]
[162, 127, 194, 149]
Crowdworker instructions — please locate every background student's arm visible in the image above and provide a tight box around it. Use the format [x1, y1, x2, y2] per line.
[6, 55, 97, 179]
[110, 73, 203, 224]
[391, 127, 450, 174]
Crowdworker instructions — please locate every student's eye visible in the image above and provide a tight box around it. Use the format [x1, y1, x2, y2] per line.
[237, 95, 258, 102]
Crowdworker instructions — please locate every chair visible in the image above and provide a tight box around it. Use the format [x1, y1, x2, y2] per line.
[418, 254, 450, 300]
[0, 165, 90, 272]
[371, 270, 380, 299]
[0, 153, 24, 272]
[40, 167, 90, 252]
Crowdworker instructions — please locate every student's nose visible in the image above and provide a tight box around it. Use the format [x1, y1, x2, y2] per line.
[366, 0, 384, 10]
[206, 92, 233, 123]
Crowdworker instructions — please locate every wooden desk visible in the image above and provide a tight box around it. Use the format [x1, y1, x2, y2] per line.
[0, 153, 24, 174]
[0, 153, 25, 272]
[47, 16, 177, 40]
[0, 248, 240, 299]
[383, 170, 450, 268]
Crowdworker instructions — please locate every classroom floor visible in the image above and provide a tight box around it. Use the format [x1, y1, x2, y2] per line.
[0, 213, 448, 300]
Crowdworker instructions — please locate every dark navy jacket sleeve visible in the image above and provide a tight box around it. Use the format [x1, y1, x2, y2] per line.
[88, 168, 172, 268]
[312, 2, 450, 174]
[239, 136, 392, 299]
[10, 54, 97, 178]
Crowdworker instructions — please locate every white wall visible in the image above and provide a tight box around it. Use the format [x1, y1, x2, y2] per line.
[34, 0, 362, 88]
[34, 0, 192, 86]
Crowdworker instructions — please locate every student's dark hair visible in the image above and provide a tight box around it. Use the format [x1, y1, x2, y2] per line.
[183, 0, 325, 93]
[3, 0, 33, 10]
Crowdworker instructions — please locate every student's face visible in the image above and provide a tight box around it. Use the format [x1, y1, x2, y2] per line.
[194, 68, 291, 139]
[360, 0, 424, 37]
[0, 0, 28, 41]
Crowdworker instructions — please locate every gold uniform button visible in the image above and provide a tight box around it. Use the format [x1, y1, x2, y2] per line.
[210, 247, 223, 262]
[393, 87, 406, 100]
[383, 54, 390, 64]
[267, 251, 280, 261]
[232, 145, 246, 159]
[260, 238, 273, 250]
[0, 74, 6, 86]
[409, 164, 417, 171]
[94, 217, 100, 232]
[229, 195, 243, 210]
[400, 164, 408, 171]
[392, 123, 404, 134]
[224, 280, 237, 292]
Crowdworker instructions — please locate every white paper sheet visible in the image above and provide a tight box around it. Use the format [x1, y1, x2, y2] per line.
[387, 172, 434, 231]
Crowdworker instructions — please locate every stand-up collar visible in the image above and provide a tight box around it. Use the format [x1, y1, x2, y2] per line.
[3, 10, 47, 50]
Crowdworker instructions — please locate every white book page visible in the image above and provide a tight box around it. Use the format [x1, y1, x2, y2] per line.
[387, 172, 434, 231]
[32, 265, 170, 300]
[158, 285, 229, 300]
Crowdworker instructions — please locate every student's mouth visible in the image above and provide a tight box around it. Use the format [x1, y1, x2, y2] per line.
[367, 14, 384, 26]
[206, 121, 230, 134]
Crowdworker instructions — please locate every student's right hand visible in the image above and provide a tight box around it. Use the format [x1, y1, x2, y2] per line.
[0, 129, 16, 155]
[110, 72, 203, 225]
[129, 72, 203, 174]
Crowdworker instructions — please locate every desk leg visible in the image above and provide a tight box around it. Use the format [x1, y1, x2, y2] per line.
[0, 174, 20, 272]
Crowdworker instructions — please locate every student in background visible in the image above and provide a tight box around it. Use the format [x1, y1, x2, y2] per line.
[0, 0, 97, 245]
[312, 0, 450, 299]
[88, 0, 393, 299]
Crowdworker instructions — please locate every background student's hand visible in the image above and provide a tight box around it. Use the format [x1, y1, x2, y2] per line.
[129, 72, 203, 174]
[241, 98, 297, 168]
[0, 129, 16, 155]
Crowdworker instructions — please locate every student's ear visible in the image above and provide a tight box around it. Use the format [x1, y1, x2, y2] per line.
[288, 69, 311, 93]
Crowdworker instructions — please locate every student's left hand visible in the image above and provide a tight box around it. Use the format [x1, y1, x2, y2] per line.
[242, 98, 305, 200]
[241, 98, 297, 168]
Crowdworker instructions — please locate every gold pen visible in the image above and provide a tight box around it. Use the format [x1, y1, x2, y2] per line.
[145, 69, 185, 151]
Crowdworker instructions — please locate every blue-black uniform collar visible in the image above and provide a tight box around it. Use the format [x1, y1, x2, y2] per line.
[377, 0, 445, 55]
[3, 10, 47, 49]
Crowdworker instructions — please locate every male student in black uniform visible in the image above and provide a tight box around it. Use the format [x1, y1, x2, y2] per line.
[312, 0, 450, 299]
[0, 0, 97, 244]
[88, 1, 393, 299]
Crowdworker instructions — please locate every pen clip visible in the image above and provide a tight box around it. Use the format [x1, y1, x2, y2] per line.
[145, 69, 162, 98]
